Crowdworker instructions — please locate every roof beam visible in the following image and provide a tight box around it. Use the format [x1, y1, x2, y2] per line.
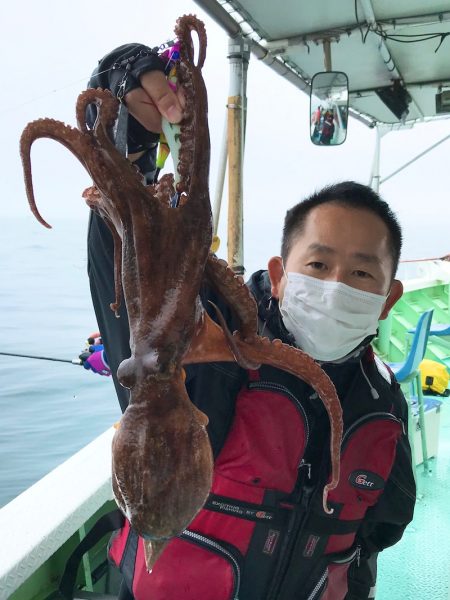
[379, 10, 450, 28]
[193, 0, 311, 91]
[350, 77, 450, 95]
[192, 0, 241, 37]
[358, 0, 424, 120]
[263, 28, 355, 54]
[262, 10, 450, 54]
[358, 0, 400, 78]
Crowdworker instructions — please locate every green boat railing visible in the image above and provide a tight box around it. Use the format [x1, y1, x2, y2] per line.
[374, 261, 450, 369]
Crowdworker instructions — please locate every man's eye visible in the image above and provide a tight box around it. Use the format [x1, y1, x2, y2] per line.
[354, 270, 372, 278]
[308, 262, 326, 270]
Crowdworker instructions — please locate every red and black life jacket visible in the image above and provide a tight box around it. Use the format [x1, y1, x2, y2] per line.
[106, 353, 404, 600]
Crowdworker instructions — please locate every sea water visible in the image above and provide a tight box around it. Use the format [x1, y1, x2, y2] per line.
[0, 217, 120, 507]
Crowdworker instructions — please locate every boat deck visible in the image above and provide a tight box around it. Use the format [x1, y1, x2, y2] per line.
[378, 398, 450, 599]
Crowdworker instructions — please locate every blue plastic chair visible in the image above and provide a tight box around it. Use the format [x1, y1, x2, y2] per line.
[428, 323, 450, 336]
[388, 309, 434, 473]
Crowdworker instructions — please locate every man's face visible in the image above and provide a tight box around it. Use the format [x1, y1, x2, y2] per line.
[268, 203, 403, 320]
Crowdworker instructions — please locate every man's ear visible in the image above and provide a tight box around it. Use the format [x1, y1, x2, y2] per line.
[267, 256, 285, 299]
[379, 279, 403, 320]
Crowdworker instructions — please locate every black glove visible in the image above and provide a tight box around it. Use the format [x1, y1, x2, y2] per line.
[87, 43, 166, 153]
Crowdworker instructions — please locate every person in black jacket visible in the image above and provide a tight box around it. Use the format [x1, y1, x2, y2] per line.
[86, 43, 184, 411]
[85, 43, 415, 599]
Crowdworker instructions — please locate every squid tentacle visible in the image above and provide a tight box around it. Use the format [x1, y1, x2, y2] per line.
[76, 87, 118, 135]
[101, 214, 123, 316]
[208, 300, 260, 370]
[20, 119, 92, 228]
[205, 255, 258, 342]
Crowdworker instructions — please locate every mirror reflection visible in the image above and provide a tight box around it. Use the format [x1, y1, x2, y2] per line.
[310, 72, 349, 146]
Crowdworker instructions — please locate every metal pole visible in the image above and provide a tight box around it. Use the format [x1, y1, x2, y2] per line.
[323, 39, 332, 71]
[227, 35, 250, 274]
[369, 125, 382, 192]
[377, 313, 392, 358]
[415, 375, 430, 474]
[212, 110, 228, 237]
[381, 132, 450, 184]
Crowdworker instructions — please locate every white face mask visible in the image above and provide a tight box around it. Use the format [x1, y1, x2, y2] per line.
[279, 272, 387, 362]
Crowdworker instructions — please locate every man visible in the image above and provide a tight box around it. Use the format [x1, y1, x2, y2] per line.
[85, 44, 415, 600]
[319, 111, 335, 145]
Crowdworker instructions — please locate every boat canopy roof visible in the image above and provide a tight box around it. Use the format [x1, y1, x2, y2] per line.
[194, 0, 450, 127]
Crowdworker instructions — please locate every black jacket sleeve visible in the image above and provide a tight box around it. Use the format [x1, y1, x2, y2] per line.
[358, 433, 416, 553]
[358, 386, 416, 553]
[87, 212, 131, 412]
[346, 388, 416, 599]
[86, 43, 164, 411]
[87, 43, 165, 153]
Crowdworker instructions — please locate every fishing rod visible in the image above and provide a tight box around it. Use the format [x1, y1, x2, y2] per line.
[0, 352, 82, 365]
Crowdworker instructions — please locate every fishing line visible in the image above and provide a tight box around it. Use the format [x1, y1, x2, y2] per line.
[0, 38, 177, 118]
[0, 68, 112, 118]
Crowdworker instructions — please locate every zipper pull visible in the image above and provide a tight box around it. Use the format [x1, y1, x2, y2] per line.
[356, 545, 361, 567]
[299, 459, 312, 479]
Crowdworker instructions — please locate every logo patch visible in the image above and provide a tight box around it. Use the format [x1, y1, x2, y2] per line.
[262, 530, 280, 555]
[303, 535, 320, 558]
[349, 470, 385, 491]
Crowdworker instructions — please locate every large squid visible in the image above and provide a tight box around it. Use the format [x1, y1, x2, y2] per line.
[20, 15, 343, 570]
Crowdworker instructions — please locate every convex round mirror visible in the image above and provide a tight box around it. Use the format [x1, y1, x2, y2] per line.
[310, 72, 349, 146]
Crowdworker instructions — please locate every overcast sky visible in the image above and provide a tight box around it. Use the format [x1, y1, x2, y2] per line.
[1, 0, 449, 276]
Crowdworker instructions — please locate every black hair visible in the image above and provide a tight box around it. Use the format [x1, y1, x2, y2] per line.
[281, 181, 403, 276]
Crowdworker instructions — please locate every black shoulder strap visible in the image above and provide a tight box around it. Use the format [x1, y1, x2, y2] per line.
[59, 509, 125, 599]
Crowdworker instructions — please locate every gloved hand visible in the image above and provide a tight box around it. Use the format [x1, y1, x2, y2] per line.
[87, 43, 183, 150]
[79, 343, 111, 377]
[87, 331, 102, 346]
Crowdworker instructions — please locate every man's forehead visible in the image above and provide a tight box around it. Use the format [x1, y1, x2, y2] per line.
[304, 203, 389, 239]
[290, 203, 392, 261]
[307, 201, 377, 220]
